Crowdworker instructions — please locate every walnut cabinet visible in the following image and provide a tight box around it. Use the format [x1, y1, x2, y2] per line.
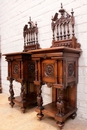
[29, 4, 82, 129]
[4, 52, 37, 113]
[3, 18, 40, 113]
[30, 47, 81, 129]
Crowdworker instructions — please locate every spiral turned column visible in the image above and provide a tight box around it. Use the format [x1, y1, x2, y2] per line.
[9, 78, 15, 107]
[20, 80, 26, 113]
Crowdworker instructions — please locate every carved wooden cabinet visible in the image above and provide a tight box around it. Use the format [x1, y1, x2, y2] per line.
[4, 18, 40, 113]
[5, 52, 37, 113]
[29, 4, 82, 129]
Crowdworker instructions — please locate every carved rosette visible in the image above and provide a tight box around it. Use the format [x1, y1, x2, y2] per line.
[44, 64, 54, 77]
[28, 63, 35, 74]
[13, 64, 19, 74]
[68, 63, 74, 77]
[28, 63, 35, 81]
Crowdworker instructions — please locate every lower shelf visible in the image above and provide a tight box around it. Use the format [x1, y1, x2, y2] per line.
[8, 92, 37, 108]
[35, 102, 77, 122]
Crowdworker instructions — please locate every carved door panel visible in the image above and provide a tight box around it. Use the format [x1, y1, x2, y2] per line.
[63, 57, 78, 87]
[27, 61, 35, 82]
[42, 59, 56, 83]
[12, 61, 20, 80]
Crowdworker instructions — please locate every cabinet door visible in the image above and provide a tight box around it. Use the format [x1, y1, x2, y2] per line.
[12, 61, 20, 80]
[63, 58, 78, 87]
[42, 59, 56, 83]
[24, 60, 35, 82]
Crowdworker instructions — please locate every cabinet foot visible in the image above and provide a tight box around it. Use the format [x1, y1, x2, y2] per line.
[71, 112, 77, 119]
[57, 121, 64, 130]
[37, 113, 44, 120]
[8, 96, 15, 108]
[21, 107, 26, 113]
[9, 102, 15, 108]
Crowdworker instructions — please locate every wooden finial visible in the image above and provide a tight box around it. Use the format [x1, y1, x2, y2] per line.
[71, 8, 74, 16]
[59, 3, 65, 16]
[29, 16, 31, 22]
[61, 3, 63, 8]
[35, 21, 37, 27]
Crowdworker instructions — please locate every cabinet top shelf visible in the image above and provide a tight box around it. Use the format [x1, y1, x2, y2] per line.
[3, 51, 31, 56]
[28, 46, 82, 54]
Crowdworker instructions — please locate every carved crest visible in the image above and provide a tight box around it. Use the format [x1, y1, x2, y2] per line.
[23, 17, 40, 51]
[51, 3, 81, 49]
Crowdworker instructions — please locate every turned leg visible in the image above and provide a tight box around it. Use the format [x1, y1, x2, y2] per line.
[9, 78, 15, 107]
[37, 85, 44, 120]
[20, 81, 26, 113]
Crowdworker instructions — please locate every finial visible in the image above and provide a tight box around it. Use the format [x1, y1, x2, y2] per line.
[61, 3, 63, 8]
[28, 17, 32, 27]
[52, 16, 53, 21]
[59, 3, 65, 16]
[35, 21, 37, 27]
[29, 17, 31, 22]
[71, 8, 74, 16]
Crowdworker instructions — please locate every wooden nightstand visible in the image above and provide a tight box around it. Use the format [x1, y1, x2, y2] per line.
[4, 18, 40, 112]
[29, 4, 82, 129]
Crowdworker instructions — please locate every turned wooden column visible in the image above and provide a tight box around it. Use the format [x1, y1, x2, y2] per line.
[37, 83, 44, 120]
[36, 59, 44, 120]
[9, 77, 15, 107]
[20, 80, 26, 113]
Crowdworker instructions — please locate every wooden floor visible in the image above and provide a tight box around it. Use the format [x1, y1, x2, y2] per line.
[0, 93, 87, 130]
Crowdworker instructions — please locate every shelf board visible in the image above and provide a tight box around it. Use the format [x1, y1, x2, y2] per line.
[35, 102, 77, 122]
[8, 92, 37, 107]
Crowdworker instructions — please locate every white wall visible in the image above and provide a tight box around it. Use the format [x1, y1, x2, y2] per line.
[0, 0, 87, 120]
